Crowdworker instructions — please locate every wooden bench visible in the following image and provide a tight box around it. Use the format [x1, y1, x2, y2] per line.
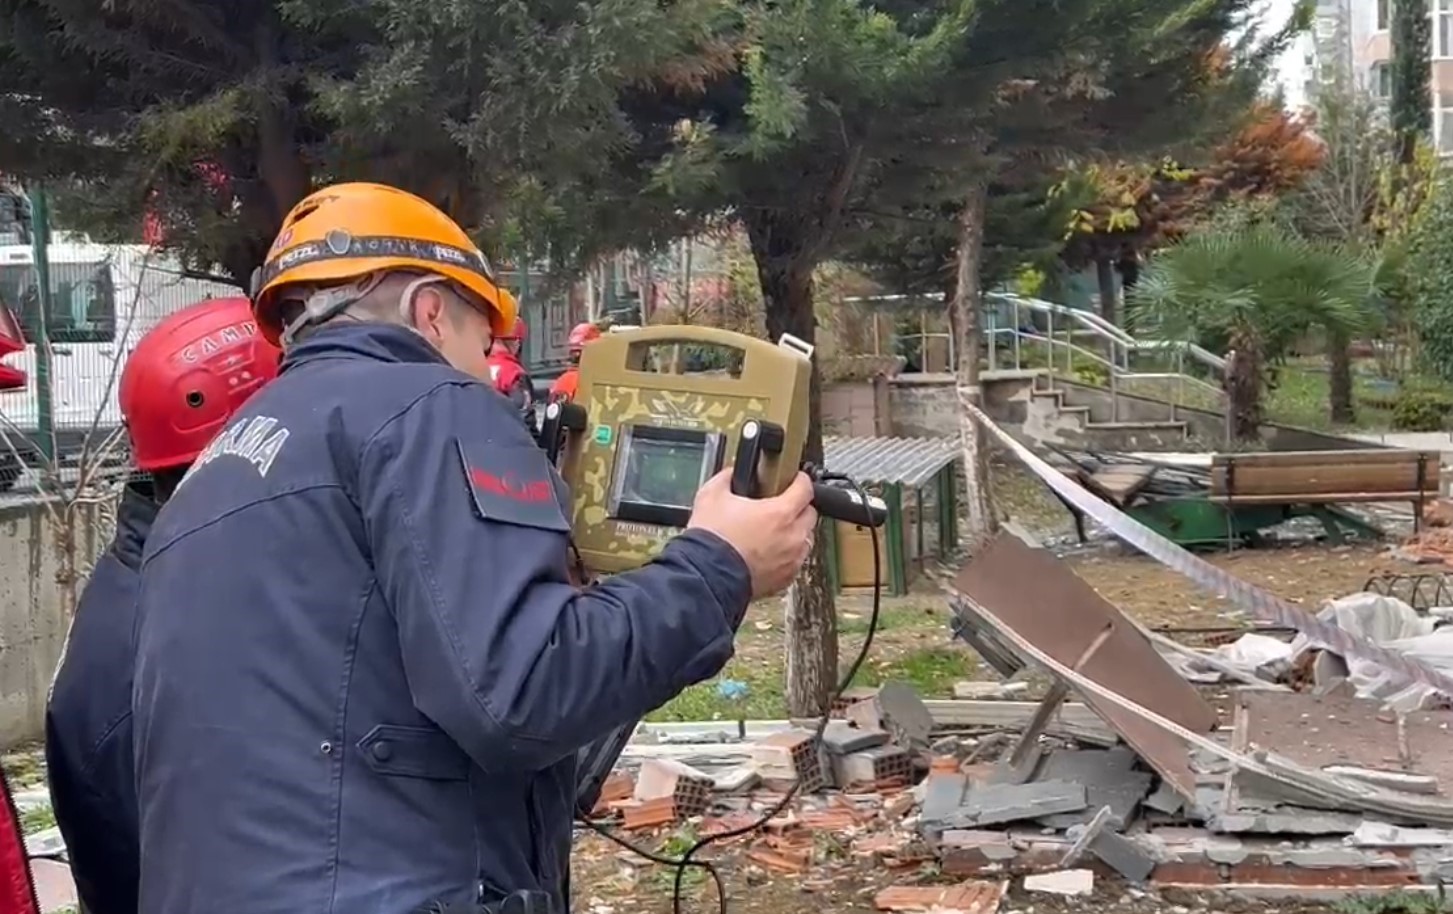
[1210, 449, 1442, 530]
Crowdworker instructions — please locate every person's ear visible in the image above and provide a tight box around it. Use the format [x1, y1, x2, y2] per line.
[410, 286, 450, 343]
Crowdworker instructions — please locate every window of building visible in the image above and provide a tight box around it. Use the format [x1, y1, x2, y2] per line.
[1377, 0, 1389, 31]
[1439, 0, 1453, 59]
[1438, 88, 1453, 155]
[1371, 61, 1393, 97]
[0, 261, 116, 344]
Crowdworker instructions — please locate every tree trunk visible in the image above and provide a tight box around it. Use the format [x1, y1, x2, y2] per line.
[1328, 330, 1356, 424]
[950, 182, 997, 544]
[745, 213, 838, 718]
[1095, 257, 1118, 325]
[1224, 335, 1264, 442]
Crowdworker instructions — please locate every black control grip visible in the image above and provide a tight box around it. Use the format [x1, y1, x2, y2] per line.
[812, 482, 888, 527]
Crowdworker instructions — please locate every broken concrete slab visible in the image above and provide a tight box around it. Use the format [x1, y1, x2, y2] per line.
[1023, 868, 1094, 897]
[935, 780, 1088, 830]
[1076, 827, 1156, 883]
[821, 720, 890, 755]
[952, 680, 1030, 700]
[1059, 806, 1113, 866]
[920, 772, 969, 824]
[1350, 821, 1453, 847]
[1143, 780, 1185, 816]
[1035, 746, 1153, 829]
[848, 681, 935, 751]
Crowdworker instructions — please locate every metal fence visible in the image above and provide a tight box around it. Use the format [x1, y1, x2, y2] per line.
[0, 240, 243, 493]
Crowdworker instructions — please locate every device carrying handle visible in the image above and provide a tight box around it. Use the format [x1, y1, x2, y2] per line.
[611, 323, 765, 352]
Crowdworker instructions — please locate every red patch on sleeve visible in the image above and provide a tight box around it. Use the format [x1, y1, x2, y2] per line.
[469, 467, 552, 503]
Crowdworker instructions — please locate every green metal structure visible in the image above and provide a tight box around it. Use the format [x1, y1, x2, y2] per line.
[819, 436, 960, 595]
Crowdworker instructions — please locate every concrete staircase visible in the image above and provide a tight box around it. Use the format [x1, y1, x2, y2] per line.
[1020, 372, 1190, 451]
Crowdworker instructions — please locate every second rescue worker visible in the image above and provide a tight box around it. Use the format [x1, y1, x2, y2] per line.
[548, 321, 601, 404]
[130, 182, 818, 914]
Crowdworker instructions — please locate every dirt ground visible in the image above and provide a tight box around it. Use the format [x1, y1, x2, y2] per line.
[571, 531, 1432, 914]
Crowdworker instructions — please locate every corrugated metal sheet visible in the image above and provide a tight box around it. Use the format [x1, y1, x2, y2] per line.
[822, 436, 959, 487]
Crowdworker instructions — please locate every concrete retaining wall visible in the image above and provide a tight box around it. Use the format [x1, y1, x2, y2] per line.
[823, 373, 1385, 452]
[0, 496, 109, 749]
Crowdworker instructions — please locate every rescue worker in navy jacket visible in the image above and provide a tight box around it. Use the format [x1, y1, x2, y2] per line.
[130, 182, 818, 914]
[45, 296, 281, 914]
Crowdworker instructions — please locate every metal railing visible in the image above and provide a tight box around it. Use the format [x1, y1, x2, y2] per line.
[982, 292, 1227, 423]
[840, 291, 1227, 424]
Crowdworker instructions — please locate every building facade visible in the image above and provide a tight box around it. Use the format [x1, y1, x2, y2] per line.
[1307, 0, 1453, 153]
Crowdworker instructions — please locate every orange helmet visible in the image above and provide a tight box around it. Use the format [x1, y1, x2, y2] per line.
[567, 322, 601, 355]
[119, 297, 282, 472]
[250, 182, 515, 345]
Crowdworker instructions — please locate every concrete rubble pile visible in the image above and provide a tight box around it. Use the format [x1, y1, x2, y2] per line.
[588, 531, 1453, 910]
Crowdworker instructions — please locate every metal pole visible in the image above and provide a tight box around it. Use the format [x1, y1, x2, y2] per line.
[27, 185, 55, 466]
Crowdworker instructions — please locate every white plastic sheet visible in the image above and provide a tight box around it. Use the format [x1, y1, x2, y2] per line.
[1290, 593, 1453, 713]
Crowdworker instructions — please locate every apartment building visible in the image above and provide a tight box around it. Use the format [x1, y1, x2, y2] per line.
[1305, 0, 1453, 153]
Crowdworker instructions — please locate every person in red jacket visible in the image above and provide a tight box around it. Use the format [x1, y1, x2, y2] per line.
[549, 321, 602, 403]
[486, 311, 537, 427]
[0, 763, 39, 914]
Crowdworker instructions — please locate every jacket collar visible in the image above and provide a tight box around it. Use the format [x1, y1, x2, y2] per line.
[280, 323, 451, 372]
[112, 480, 160, 571]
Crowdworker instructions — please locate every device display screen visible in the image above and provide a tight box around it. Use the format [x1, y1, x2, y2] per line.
[609, 425, 725, 527]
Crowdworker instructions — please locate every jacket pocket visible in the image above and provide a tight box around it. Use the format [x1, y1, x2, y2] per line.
[357, 724, 470, 781]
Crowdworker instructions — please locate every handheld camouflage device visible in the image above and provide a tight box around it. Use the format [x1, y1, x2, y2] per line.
[538, 324, 886, 574]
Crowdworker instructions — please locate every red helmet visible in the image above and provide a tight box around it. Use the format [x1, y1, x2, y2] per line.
[119, 296, 282, 471]
[499, 317, 526, 342]
[567, 322, 602, 354]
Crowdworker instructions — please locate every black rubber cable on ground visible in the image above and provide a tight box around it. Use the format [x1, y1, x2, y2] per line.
[575, 471, 885, 914]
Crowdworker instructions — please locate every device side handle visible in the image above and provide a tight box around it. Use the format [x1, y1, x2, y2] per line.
[811, 482, 888, 528]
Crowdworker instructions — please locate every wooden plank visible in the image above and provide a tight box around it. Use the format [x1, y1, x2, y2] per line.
[1208, 492, 1433, 505]
[1210, 449, 1441, 468]
[1085, 466, 1154, 506]
[1210, 451, 1440, 500]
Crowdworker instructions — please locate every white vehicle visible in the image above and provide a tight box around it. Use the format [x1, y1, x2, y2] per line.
[0, 241, 238, 490]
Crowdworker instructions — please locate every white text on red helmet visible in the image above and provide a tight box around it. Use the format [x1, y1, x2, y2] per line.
[178, 321, 259, 364]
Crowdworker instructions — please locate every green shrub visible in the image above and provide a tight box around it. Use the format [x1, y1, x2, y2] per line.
[1073, 363, 1109, 386]
[1391, 389, 1452, 431]
[1406, 177, 1453, 380]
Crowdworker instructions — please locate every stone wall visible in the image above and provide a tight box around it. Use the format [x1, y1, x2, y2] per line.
[0, 496, 109, 749]
[823, 373, 1388, 453]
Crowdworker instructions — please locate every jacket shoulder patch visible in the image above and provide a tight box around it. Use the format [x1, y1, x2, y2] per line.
[454, 437, 570, 533]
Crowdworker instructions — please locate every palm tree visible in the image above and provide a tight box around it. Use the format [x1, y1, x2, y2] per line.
[1130, 221, 1376, 440]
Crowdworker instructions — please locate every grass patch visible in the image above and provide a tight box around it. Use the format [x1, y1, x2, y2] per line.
[20, 802, 55, 835]
[1264, 359, 1453, 432]
[648, 639, 976, 723]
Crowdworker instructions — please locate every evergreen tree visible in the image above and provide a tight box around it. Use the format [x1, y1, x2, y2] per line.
[1391, 0, 1432, 163]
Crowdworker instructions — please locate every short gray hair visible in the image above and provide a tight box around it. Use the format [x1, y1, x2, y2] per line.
[278, 271, 477, 344]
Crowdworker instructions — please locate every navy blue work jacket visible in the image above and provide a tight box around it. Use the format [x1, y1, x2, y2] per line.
[45, 481, 156, 914]
[131, 323, 752, 914]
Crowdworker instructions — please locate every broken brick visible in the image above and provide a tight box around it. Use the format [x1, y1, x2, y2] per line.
[747, 844, 812, 873]
[833, 745, 915, 790]
[590, 771, 635, 816]
[751, 729, 824, 791]
[633, 759, 714, 817]
[873, 879, 1007, 913]
[620, 797, 677, 830]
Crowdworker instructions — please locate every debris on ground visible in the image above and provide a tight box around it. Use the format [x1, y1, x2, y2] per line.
[587, 530, 1453, 912]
